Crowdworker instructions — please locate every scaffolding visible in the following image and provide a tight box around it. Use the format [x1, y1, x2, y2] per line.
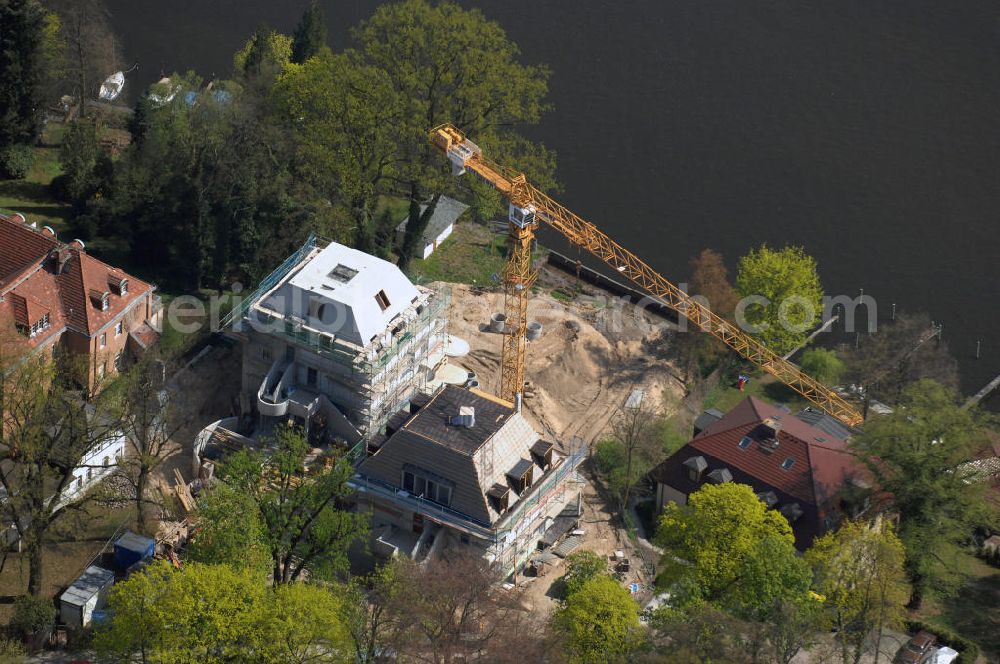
[229, 234, 451, 442]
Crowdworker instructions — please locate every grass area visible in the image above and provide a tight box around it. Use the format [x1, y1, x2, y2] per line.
[407, 222, 508, 286]
[917, 553, 1000, 661]
[702, 372, 811, 413]
[158, 289, 241, 357]
[0, 501, 134, 622]
[0, 122, 72, 232]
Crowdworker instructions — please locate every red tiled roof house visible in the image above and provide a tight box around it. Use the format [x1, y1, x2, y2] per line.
[649, 396, 871, 550]
[0, 213, 161, 391]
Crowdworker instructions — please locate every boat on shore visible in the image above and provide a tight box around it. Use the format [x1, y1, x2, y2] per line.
[98, 71, 125, 101]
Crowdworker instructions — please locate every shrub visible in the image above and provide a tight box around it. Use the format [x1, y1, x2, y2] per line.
[0, 638, 26, 663]
[562, 550, 608, 598]
[9, 595, 55, 637]
[904, 619, 980, 663]
[593, 440, 625, 477]
[0, 144, 34, 179]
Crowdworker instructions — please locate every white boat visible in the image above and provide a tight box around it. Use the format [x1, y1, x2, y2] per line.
[98, 71, 125, 101]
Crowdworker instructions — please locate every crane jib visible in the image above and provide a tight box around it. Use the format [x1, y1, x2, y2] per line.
[429, 124, 864, 427]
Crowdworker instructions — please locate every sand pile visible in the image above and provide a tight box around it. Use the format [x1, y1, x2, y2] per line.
[440, 280, 685, 447]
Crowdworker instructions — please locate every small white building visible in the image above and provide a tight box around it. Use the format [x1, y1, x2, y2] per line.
[58, 431, 126, 509]
[395, 196, 469, 260]
[59, 565, 115, 628]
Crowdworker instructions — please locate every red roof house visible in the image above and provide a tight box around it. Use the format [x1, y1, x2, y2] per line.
[0, 213, 160, 391]
[649, 396, 871, 549]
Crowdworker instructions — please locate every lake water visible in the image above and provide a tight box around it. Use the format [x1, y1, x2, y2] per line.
[103, 0, 1000, 402]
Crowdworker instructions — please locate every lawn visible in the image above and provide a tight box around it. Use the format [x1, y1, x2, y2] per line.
[0, 501, 134, 623]
[917, 553, 1000, 662]
[407, 222, 509, 286]
[702, 372, 811, 413]
[0, 122, 72, 232]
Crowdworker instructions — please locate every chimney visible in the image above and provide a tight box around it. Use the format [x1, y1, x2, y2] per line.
[53, 246, 71, 274]
[449, 406, 476, 428]
[515, 393, 522, 413]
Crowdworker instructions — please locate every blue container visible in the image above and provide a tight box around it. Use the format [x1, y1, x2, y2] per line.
[113, 531, 155, 570]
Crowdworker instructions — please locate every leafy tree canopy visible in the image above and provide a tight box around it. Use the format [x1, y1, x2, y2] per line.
[291, 0, 327, 64]
[851, 379, 998, 604]
[736, 244, 824, 355]
[799, 347, 845, 386]
[553, 575, 643, 663]
[654, 483, 798, 609]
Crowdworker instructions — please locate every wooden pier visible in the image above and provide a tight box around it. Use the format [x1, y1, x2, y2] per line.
[965, 372, 1000, 408]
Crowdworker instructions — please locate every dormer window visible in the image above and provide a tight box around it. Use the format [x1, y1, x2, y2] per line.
[507, 458, 534, 494]
[707, 468, 733, 484]
[108, 275, 128, 296]
[683, 455, 708, 483]
[488, 484, 510, 513]
[531, 440, 554, 470]
[90, 289, 110, 311]
[28, 313, 50, 337]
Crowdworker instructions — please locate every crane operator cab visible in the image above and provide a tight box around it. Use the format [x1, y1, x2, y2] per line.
[509, 202, 537, 229]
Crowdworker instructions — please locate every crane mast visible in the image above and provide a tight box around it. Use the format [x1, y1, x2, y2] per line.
[430, 124, 864, 428]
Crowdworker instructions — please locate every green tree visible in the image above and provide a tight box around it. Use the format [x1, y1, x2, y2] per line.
[291, 0, 327, 64]
[9, 594, 55, 638]
[350, 0, 554, 268]
[274, 50, 403, 253]
[58, 117, 100, 206]
[805, 519, 909, 664]
[218, 424, 368, 584]
[0, 0, 46, 150]
[186, 482, 271, 575]
[851, 379, 997, 606]
[799, 347, 845, 386]
[654, 483, 796, 608]
[261, 582, 353, 664]
[343, 563, 404, 664]
[94, 561, 352, 664]
[736, 244, 823, 355]
[234, 25, 292, 80]
[562, 550, 608, 597]
[553, 575, 643, 663]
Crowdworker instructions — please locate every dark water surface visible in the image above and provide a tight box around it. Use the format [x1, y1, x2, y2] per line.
[103, 0, 1000, 401]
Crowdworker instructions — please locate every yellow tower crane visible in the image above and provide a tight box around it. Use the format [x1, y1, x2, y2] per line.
[430, 124, 864, 428]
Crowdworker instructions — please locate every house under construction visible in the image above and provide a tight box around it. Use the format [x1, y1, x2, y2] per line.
[352, 384, 585, 577]
[228, 236, 448, 447]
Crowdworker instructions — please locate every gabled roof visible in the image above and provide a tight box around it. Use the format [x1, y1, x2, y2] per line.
[395, 196, 469, 243]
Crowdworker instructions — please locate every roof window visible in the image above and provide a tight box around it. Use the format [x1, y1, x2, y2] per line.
[781, 457, 796, 470]
[374, 289, 391, 311]
[328, 264, 358, 283]
[738, 436, 753, 450]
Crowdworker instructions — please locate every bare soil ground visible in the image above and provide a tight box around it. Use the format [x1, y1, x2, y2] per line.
[441, 270, 686, 615]
[441, 272, 686, 448]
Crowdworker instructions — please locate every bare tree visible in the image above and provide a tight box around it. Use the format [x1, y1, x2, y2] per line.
[843, 311, 958, 408]
[44, 0, 121, 110]
[391, 553, 553, 664]
[114, 354, 190, 533]
[610, 392, 660, 511]
[0, 330, 120, 595]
